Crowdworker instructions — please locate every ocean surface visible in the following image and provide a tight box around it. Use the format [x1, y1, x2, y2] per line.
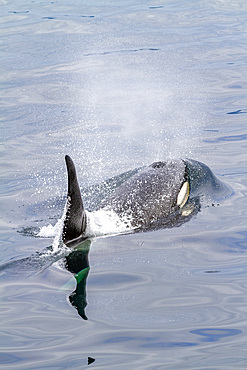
[1, 0, 247, 368]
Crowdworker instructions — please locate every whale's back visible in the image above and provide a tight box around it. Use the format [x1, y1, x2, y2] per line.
[100, 160, 187, 228]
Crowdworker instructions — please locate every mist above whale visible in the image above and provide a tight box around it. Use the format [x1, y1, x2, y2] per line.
[62, 155, 230, 246]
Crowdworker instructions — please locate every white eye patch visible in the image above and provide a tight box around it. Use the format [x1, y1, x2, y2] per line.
[177, 181, 189, 208]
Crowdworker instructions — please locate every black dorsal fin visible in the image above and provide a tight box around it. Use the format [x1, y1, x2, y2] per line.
[63, 155, 87, 244]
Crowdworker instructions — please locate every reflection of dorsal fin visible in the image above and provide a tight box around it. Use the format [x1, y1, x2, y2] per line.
[63, 155, 87, 244]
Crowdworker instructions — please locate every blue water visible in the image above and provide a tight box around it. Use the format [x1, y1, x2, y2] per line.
[1, 0, 247, 368]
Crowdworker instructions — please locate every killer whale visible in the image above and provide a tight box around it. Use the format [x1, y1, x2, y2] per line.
[62, 155, 230, 246]
[63, 155, 191, 245]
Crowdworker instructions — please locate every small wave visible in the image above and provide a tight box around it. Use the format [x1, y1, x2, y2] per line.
[83, 48, 160, 57]
[227, 109, 247, 115]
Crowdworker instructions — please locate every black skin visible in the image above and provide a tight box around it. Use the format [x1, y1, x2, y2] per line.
[63, 155, 87, 244]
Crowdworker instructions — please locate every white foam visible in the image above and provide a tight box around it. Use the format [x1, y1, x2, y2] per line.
[37, 223, 58, 238]
[85, 208, 132, 238]
[37, 199, 69, 252]
[38, 202, 132, 248]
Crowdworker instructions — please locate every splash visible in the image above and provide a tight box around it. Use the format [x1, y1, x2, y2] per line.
[85, 208, 132, 238]
[37, 199, 69, 252]
[68, 50, 207, 182]
[38, 203, 132, 245]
